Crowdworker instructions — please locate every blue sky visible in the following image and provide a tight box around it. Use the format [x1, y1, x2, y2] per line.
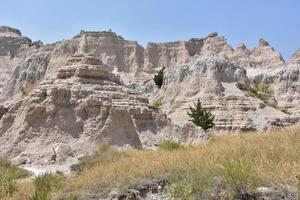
[0, 0, 299, 59]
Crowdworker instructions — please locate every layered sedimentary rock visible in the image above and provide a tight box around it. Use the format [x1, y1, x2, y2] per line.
[45, 30, 144, 79]
[149, 55, 295, 131]
[0, 27, 288, 101]
[0, 26, 43, 94]
[144, 33, 233, 72]
[0, 54, 158, 163]
[247, 65, 300, 118]
[3, 46, 54, 99]
[144, 33, 285, 72]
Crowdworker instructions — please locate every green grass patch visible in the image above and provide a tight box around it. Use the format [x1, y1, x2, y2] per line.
[158, 141, 183, 151]
[153, 97, 163, 109]
[0, 157, 29, 198]
[31, 173, 65, 200]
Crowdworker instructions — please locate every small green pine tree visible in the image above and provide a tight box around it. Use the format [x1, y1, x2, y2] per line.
[187, 99, 215, 131]
[153, 67, 165, 88]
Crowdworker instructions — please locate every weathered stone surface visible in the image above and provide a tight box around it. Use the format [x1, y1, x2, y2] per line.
[288, 49, 300, 64]
[45, 30, 144, 80]
[0, 54, 180, 164]
[248, 38, 285, 68]
[52, 143, 73, 163]
[149, 55, 296, 131]
[247, 65, 300, 119]
[0, 26, 46, 95]
[144, 34, 286, 72]
[3, 49, 53, 99]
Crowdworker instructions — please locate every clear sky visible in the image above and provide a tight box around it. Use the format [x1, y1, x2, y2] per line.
[1, 0, 299, 59]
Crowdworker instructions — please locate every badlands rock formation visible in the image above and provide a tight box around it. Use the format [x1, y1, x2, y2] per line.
[247, 65, 300, 118]
[0, 54, 163, 163]
[0, 26, 43, 95]
[288, 49, 300, 64]
[0, 28, 287, 101]
[144, 33, 285, 72]
[45, 30, 144, 78]
[149, 55, 295, 131]
[0, 26, 299, 165]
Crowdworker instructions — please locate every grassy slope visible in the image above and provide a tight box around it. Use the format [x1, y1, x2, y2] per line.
[0, 158, 31, 200]
[58, 126, 300, 197]
[4, 125, 300, 199]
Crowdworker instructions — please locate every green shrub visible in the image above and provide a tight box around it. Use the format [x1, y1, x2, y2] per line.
[221, 159, 263, 198]
[0, 158, 29, 179]
[187, 99, 215, 131]
[153, 97, 163, 108]
[153, 67, 165, 88]
[77, 144, 124, 171]
[236, 81, 247, 91]
[31, 173, 64, 200]
[247, 83, 271, 103]
[165, 169, 214, 200]
[0, 173, 16, 198]
[158, 140, 183, 151]
[0, 157, 29, 198]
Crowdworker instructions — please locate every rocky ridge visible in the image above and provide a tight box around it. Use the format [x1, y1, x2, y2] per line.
[288, 48, 300, 64]
[0, 28, 290, 101]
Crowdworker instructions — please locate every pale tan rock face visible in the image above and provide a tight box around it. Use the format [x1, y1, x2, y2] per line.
[0, 26, 45, 96]
[144, 41, 190, 72]
[144, 33, 285, 72]
[0, 54, 159, 162]
[45, 31, 144, 80]
[248, 38, 285, 68]
[288, 49, 300, 64]
[149, 55, 296, 132]
[247, 65, 300, 119]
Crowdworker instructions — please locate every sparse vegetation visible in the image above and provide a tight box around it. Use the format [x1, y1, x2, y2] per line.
[153, 97, 163, 108]
[236, 80, 280, 109]
[247, 82, 279, 108]
[158, 140, 183, 151]
[31, 173, 65, 200]
[236, 81, 247, 91]
[20, 80, 39, 96]
[281, 108, 291, 115]
[153, 67, 165, 88]
[51, 126, 300, 199]
[143, 79, 151, 84]
[221, 159, 263, 198]
[187, 99, 215, 131]
[76, 144, 125, 171]
[0, 157, 29, 199]
[0, 173, 16, 198]
[4, 127, 300, 199]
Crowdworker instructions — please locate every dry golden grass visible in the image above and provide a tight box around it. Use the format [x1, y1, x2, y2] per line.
[3, 183, 34, 200]
[57, 126, 300, 197]
[3, 125, 300, 199]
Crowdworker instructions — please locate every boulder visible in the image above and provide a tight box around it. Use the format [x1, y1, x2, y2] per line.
[52, 143, 73, 163]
